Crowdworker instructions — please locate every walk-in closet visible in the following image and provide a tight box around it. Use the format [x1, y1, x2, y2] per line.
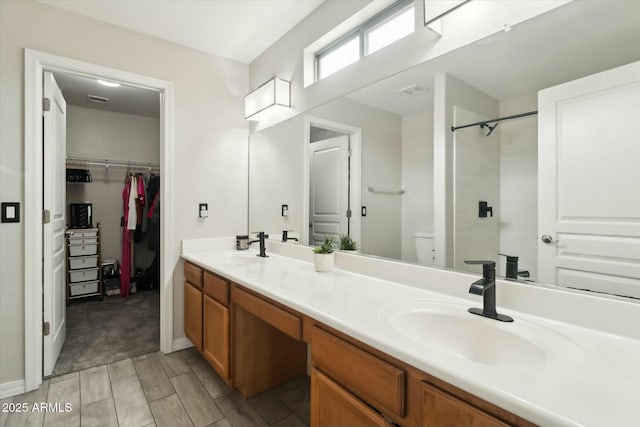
[54, 71, 161, 376]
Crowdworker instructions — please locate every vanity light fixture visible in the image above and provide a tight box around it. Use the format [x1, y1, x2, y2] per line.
[244, 77, 290, 121]
[97, 79, 121, 87]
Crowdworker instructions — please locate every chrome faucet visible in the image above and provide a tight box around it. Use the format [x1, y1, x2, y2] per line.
[464, 260, 513, 322]
[249, 232, 268, 257]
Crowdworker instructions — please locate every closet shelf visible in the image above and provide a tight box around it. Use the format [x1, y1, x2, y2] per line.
[66, 156, 160, 171]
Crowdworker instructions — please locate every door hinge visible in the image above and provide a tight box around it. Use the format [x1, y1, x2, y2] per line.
[43, 98, 51, 112]
[43, 321, 50, 336]
[347, 148, 352, 158]
[346, 209, 352, 218]
[43, 210, 50, 224]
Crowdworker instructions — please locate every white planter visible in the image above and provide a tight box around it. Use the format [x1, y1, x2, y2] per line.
[313, 252, 334, 272]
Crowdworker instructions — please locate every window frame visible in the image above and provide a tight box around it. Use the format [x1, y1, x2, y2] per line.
[315, 0, 414, 82]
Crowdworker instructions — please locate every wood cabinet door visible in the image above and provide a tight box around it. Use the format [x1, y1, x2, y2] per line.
[311, 369, 391, 427]
[184, 281, 203, 351]
[422, 382, 509, 427]
[203, 294, 230, 383]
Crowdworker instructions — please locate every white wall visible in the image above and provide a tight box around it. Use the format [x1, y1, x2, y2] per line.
[401, 109, 434, 262]
[433, 73, 499, 268]
[249, 115, 306, 238]
[66, 105, 160, 163]
[498, 93, 538, 279]
[453, 106, 500, 272]
[249, 0, 568, 130]
[66, 106, 160, 263]
[0, 0, 248, 387]
[249, 97, 402, 259]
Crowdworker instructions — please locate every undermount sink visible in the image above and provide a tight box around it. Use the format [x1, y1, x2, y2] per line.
[379, 301, 584, 369]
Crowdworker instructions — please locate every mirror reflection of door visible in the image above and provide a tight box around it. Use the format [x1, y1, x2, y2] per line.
[309, 133, 350, 246]
[538, 61, 640, 299]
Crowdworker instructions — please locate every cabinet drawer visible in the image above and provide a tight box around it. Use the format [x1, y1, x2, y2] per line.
[69, 280, 99, 296]
[68, 244, 98, 256]
[311, 368, 392, 427]
[231, 286, 302, 340]
[69, 255, 98, 270]
[422, 382, 509, 427]
[69, 268, 99, 283]
[184, 262, 203, 288]
[68, 237, 98, 245]
[68, 229, 98, 238]
[311, 326, 405, 418]
[204, 271, 230, 306]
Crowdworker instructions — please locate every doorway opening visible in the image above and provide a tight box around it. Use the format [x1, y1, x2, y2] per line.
[24, 49, 174, 393]
[303, 116, 362, 248]
[47, 70, 162, 377]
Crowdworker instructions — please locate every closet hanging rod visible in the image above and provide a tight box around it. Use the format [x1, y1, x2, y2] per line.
[451, 110, 538, 132]
[66, 157, 159, 170]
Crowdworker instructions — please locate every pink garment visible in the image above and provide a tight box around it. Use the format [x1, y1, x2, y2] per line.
[120, 177, 132, 297]
[120, 230, 131, 298]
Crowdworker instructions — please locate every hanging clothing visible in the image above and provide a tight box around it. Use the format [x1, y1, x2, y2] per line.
[127, 175, 138, 230]
[136, 174, 145, 226]
[120, 176, 133, 298]
[148, 194, 160, 253]
[134, 174, 148, 243]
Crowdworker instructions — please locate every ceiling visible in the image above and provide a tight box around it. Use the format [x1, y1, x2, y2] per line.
[38, 0, 325, 64]
[53, 72, 160, 117]
[347, 1, 640, 116]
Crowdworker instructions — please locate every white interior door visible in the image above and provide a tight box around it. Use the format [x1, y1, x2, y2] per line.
[538, 60, 640, 298]
[43, 71, 67, 375]
[309, 136, 350, 246]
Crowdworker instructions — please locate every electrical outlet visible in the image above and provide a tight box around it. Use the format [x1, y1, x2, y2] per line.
[199, 203, 208, 218]
[281, 204, 289, 217]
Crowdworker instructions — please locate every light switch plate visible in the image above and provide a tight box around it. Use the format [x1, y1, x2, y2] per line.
[281, 204, 289, 217]
[1, 202, 20, 223]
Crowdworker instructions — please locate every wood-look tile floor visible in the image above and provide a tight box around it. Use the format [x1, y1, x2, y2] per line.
[2, 349, 310, 427]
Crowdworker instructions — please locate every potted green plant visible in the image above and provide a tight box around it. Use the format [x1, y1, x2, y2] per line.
[313, 236, 336, 272]
[339, 234, 358, 252]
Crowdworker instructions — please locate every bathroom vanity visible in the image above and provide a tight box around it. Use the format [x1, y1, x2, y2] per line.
[182, 239, 640, 427]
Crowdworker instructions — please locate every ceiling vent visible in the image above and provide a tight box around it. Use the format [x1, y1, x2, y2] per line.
[398, 84, 428, 96]
[88, 95, 109, 103]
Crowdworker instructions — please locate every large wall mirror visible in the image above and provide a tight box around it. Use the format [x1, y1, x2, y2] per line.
[249, 1, 640, 299]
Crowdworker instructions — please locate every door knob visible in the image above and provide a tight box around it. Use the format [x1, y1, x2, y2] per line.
[541, 234, 559, 244]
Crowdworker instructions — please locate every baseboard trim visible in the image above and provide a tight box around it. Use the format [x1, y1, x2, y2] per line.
[0, 379, 26, 399]
[172, 337, 194, 352]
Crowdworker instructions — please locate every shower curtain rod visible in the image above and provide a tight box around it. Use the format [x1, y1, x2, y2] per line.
[451, 110, 538, 132]
[66, 156, 159, 170]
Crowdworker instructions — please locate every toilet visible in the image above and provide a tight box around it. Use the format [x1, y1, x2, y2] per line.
[414, 232, 435, 265]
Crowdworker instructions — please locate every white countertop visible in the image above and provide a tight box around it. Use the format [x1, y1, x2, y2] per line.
[182, 247, 640, 427]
